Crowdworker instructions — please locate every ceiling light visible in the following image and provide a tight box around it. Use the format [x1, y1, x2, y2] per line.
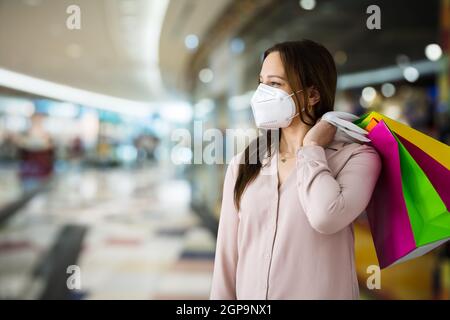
[199, 68, 214, 83]
[381, 83, 396, 98]
[362, 86, 377, 102]
[185, 34, 199, 50]
[299, 0, 316, 10]
[334, 51, 347, 65]
[425, 43, 442, 61]
[230, 38, 245, 54]
[403, 66, 419, 82]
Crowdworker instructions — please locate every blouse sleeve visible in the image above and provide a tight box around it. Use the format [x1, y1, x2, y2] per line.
[210, 157, 240, 299]
[296, 144, 381, 235]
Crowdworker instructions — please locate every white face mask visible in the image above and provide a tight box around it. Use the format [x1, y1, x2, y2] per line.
[250, 83, 303, 129]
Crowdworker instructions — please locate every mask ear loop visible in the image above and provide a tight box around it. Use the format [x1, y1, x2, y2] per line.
[283, 89, 304, 120]
[283, 89, 303, 100]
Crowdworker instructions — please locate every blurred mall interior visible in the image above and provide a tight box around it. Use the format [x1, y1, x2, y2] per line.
[0, 0, 449, 299]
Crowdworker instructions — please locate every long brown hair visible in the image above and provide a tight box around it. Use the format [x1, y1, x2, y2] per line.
[233, 40, 337, 211]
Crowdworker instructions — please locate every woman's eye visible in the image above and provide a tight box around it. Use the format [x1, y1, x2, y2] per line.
[258, 80, 281, 87]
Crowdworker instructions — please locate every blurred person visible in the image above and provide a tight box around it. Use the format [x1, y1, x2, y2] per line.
[134, 134, 158, 163]
[0, 134, 18, 162]
[13, 113, 54, 191]
[69, 136, 84, 160]
[438, 112, 450, 145]
[210, 40, 381, 300]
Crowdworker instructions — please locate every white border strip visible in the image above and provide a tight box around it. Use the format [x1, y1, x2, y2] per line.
[0, 68, 154, 118]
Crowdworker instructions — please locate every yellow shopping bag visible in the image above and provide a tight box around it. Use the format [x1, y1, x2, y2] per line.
[354, 111, 450, 169]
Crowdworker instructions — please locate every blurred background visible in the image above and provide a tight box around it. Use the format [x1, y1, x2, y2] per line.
[0, 0, 449, 300]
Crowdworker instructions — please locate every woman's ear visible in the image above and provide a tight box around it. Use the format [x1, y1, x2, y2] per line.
[307, 87, 321, 107]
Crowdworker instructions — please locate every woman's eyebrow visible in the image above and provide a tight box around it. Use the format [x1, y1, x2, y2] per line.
[259, 74, 286, 80]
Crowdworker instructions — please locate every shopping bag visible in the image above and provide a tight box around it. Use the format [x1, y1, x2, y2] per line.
[364, 119, 450, 268]
[354, 111, 450, 169]
[364, 117, 450, 210]
[397, 135, 450, 208]
[320, 111, 370, 143]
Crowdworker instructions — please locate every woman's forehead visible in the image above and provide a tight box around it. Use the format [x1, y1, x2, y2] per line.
[261, 52, 285, 77]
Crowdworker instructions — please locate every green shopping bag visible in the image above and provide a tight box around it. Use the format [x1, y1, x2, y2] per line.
[364, 119, 450, 268]
[394, 128, 450, 246]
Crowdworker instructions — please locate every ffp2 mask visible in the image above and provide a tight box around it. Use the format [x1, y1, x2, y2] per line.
[250, 83, 302, 129]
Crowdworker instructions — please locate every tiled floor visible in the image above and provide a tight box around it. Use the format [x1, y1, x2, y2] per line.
[0, 165, 23, 208]
[0, 165, 216, 299]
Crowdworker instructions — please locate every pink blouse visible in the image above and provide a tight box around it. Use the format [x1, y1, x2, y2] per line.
[210, 140, 382, 300]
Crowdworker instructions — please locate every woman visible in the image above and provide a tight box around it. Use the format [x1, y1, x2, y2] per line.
[210, 40, 382, 300]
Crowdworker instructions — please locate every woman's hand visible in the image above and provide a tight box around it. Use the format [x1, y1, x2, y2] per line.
[302, 119, 337, 147]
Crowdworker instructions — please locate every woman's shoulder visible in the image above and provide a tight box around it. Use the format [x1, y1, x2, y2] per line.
[326, 140, 381, 173]
[328, 140, 378, 155]
[343, 142, 381, 173]
[347, 142, 379, 157]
